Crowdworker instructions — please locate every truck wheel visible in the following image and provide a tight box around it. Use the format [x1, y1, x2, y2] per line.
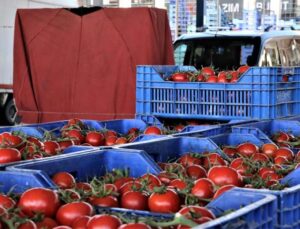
[4, 99, 17, 125]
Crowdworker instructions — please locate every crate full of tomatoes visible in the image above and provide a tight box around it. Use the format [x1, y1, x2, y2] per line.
[136, 65, 300, 121]
[0, 147, 277, 228]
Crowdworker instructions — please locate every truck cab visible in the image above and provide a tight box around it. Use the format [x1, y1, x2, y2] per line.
[173, 30, 300, 70]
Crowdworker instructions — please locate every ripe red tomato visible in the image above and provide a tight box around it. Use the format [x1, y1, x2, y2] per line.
[71, 216, 91, 229]
[52, 172, 76, 189]
[186, 164, 207, 180]
[274, 148, 294, 161]
[217, 73, 228, 83]
[18, 188, 60, 217]
[68, 118, 84, 127]
[43, 141, 61, 156]
[0, 148, 21, 163]
[0, 194, 15, 209]
[105, 136, 117, 146]
[251, 153, 269, 163]
[56, 201, 93, 226]
[191, 178, 215, 199]
[237, 65, 249, 74]
[196, 73, 205, 82]
[114, 177, 134, 191]
[169, 179, 187, 190]
[89, 196, 118, 208]
[85, 132, 105, 146]
[53, 226, 72, 229]
[178, 154, 202, 167]
[237, 143, 258, 157]
[274, 156, 290, 165]
[258, 167, 275, 178]
[26, 137, 43, 149]
[65, 129, 85, 144]
[171, 72, 189, 82]
[261, 143, 278, 158]
[201, 67, 215, 77]
[121, 191, 148, 210]
[76, 182, 92, 192]
[2, 133, 24, 148]
[230, 158, 250, 176]
[202, 153, 226, 169]
[104, 130, 118, 138]
[179, 205, 215, 219]
[148, 189, 180, 213]
[17, 220, 37, 229]
[115, 137, 127, 145]
[58, 140, 75, 150]
[119, 181, 142, 195]
[143, 126, 162, 135]
[206, 75, 218, 83]
[157, 172, 178, 185]
[139, 174, 161, 191]
[213, 185, 235, 199]
[222, 147, 237, 157]
[118, 223, 151, 229]
[274, 132, 290, 143]
[36, 217, 58, 229]
[87, 215, 121, 229]
[208, 166, 242, 187]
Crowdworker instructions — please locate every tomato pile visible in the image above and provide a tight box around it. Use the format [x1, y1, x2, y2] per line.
[0, 119, 186, 164]
[169, 66, 249, 83]
[272, 131, 300, 149]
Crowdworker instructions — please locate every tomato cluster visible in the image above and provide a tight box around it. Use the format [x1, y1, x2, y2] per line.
[169, 66, 249, 83]
[272, 131, 300, 149]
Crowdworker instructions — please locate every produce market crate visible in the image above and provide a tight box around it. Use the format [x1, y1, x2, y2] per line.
[232, 119, 300, 151]
[96, 190, 277, 229]
[2, 148, 160, 193]
[136, 65, 300, 121]
[237, 168, 300, 229]
[117, 136, 225, 162]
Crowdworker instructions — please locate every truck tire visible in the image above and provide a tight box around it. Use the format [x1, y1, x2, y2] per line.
[4, 99, 17, 125]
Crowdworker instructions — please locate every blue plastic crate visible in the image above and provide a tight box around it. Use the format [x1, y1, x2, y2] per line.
[3, 148, 161, 193]
[232, 119, 300, 151]
[236, 168, 300, 229]
[208, 132, 273, 148]
[95, 190, 276, 229]
[136, 65, 300, 121]
[118, 136, 225, 162]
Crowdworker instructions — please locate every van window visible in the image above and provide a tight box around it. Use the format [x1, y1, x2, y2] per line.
[174, 43, 188, 65]
[174, 37, 260, 70]
[259, 40, 281, 67]
[278, 39, 300, 66]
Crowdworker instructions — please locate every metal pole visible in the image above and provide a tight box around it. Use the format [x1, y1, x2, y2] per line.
[196, 0, 204, 30]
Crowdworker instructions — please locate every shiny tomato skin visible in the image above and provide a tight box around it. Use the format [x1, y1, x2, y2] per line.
[36, 217, 58, 229]
[119, 181, 142, 195]
[208, 166, 242, 187]
[140, 173, 161, 186]
[213, 185, 235, 199]
[121, 191, 148, 210]
[171, 72, 189, 82]
[53, 226, 72, 229]
[85, 132, 105, 146]
[230, 158, 249, 176]
[261, 143, 278, 158]
[143, 126, 162, 135]
[66, 130, 85, 144]
[251, 153, 269, 163]
[206, 75, 218, 83]
[186, 164, 207, 180]
[76, 182, 92, 192]
[178, 154, 202, 167]
[71, 216, 91, 229]
[118, 223, 151, 229]
[237, 143, 258, 157]
[52, 172, 76, 189]
[179, 205, 215, 219]
[202, 153, 226, 169]
[191, 178, 215, 199]
[115, 137, 127, 145]
[0, 148, 21, 163]
[87, 214, 121, 229]
[105, 136, 117, 146]
[148, 189, 180, 213]
[0, 194, 16, 209]
[68, 118, 84, 127]
[17, 220, 37, 229]
[222, 147, 238, 157]
[18, 188, 60, 217]
[274, 156, 290, 165]
[114, 177, 134, 191]
[58, 140, 75, 150]
[274, 148, 294, 161]
[237, 65, 249, 74]
[43, 141, 61, 156]
[89, 196, 118, 208]
[56, 201, 93, 226]
[169, 179, 187, 190]
[201, 67, 215, 77]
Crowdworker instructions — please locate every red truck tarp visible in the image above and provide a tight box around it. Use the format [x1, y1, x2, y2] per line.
[13, 7, 174, 123]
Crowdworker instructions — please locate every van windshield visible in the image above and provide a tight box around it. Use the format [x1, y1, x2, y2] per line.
[174, 36, 261, 70]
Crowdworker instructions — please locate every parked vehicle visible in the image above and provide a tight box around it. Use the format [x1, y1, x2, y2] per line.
[174, 30, 300, 70]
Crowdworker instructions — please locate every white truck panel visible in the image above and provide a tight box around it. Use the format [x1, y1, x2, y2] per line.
[0, 0, 81, 90]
